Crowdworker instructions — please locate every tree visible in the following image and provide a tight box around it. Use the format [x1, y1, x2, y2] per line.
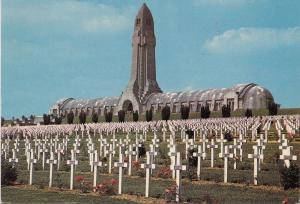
[145, 109, 153, 122]
[180, 106, 190, 120]
[118, 110, 125, 122]
[105, 111, 113, 123]
[1, 117, 4, 126]
[43, 114, 51, 125]
[279, 162, 299, 190]
[79, 111, 86, 124]
[132, 110, 139, 122]
[54, 116, 62, 124]
[1, 156, 18, 185]
[29, 115, 35, 122]
[67, 111, 74, 124]
[245, 108, 253, 118]
[268, 102, 278, 116]
[200, 104, 211, 119]
[161, 105, 171, 121]
[221, 104, 231, 117]
[92, 112, 98, 123]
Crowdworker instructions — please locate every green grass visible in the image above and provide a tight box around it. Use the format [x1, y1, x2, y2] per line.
[1, 186, 138, 203]
[2, 127, 300, 203]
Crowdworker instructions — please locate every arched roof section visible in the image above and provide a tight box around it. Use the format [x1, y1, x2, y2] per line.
[61, 97, 119, 110]
[146, 84, 253, 105]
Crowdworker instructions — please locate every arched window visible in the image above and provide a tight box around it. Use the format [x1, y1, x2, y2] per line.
[136, 18, 141, 25]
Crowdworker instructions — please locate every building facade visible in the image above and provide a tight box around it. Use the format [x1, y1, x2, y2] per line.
[49, 4, 275, 117]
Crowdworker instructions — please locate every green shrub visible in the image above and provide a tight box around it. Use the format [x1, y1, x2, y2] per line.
[54, 116, 62, 124]
[145, 109, 153, 122]
[67, 111, 74, 124]
[92, 112, 98, 123]
[180, 106, 190, 120]
[118, 110, 125, 122]
[200, 104, 210, 119]
[79, 111, 86, 124]
[132, 110, 139, 122]
[221, 104, 231, 117]
[245, 108, 253, 118]
[104, 111, 113, 123]
[1, 157, 18, 185]
[279, 162, 299, 190]
[188, 149, 197, 168]
[161, 106, 171, 121]
[224, 131, 233, 142]
[43, 114, 51, 125]
[268, 102, 278, 116]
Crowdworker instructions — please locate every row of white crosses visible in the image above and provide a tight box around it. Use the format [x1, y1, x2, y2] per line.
[2, 116, 300, 202]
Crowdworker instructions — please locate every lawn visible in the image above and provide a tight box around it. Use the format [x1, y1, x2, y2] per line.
[2, 120, 300, 203]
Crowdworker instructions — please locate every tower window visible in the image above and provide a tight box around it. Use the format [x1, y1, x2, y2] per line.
[136, 18, 141, 25]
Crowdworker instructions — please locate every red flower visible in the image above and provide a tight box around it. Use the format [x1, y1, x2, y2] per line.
[110, 178, 118, 185]
[282, 196, 289, 204]
[75, 175, 84, 183]
[132, 160, 140, 169]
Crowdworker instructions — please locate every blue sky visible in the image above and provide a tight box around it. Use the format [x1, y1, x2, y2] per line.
[2, 0, 300, 118]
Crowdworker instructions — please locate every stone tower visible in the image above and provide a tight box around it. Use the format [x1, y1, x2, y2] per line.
[117, 3, 162, 113]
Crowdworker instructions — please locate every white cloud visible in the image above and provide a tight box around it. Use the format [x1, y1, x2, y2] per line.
[193, 0, 256, 6]
[203, 27, 300, 54]
[3, 0, 134, 35]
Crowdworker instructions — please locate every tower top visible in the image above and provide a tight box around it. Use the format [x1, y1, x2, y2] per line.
[135, 3, 154, 31]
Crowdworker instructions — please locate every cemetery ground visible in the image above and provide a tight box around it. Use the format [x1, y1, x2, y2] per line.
[1, 128, 300, 203]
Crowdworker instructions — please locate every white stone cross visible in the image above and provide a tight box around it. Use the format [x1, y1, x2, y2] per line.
[248, 145, 263, 185]
[219, 145, 233, 183]
[29, 149, 37, 185]
[228, 139, 241, 169]
[170, 152, 187, 202]
[53, 136, 59, 152]
[92, 150, 106, 190]
[88, 144, 96, 172]
[39, 143, 48, 170]
[55, 143, 64, 170]
[67, 149, 79, 190]
[141, 151, 156, 197]
[124, 136, 131, 146]
[193, 145, 206, 180]
[237, 135, 246, 161]
[133, 140, 142, 161]
[106, 144, 115, 174]
[168, 144, 177, 179]
[279, 146, 297, 168]
[149, 144, 158, 174]
[217, 134, 227, 157]
[97, 135, 104, 157]
[48, 140, 55, 153]
[207, 139, 218, 168]
[46, 151, 57, 187]
[125, 144, 136, 176]
[9, 149, 19, 168]
[110, 135, 118, 156]
[26, 143, 32, 170]
[117, 139, 126, 155]
[256, 139, 266, 167]
[279, 139, 289, 150]
[114, 153, 128, 194]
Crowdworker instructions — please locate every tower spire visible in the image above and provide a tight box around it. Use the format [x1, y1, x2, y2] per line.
[118, 3, 161, 112]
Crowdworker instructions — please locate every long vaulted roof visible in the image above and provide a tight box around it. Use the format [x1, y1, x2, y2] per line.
[146, 83, 255, 104]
